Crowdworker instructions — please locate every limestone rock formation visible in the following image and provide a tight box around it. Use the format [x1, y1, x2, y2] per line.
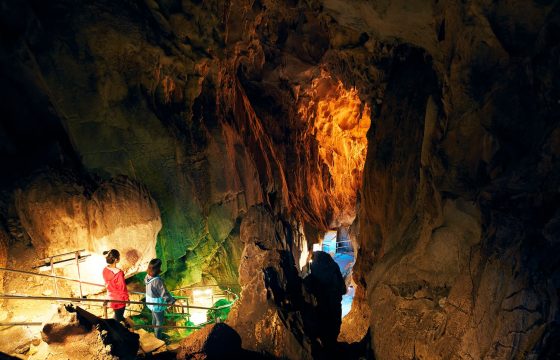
[0, 226, 8, 291]
[15, 173, 160, 275]
[227, 205, 313, 359]
[88, 177, 161, 274]
[228, 206, 352, 359]
[70, 305, 140, 359]
[41, 307, 89, 344]
[0, 0, 264, 287]
[136, 329, 166, 354]
[342, 2, 560, 359]
[177, 323, 242, 360]
[40, 306, 119, 360]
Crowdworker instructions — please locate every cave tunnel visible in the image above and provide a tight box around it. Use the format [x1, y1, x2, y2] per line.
[1, 0, 560, 359]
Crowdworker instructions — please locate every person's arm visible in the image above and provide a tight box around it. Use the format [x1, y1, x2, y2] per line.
[156, 278, 175, 304]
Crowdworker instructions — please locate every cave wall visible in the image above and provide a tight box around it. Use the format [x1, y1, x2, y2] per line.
[344, 2, 560, 359]
[0, 0, 266, 286]
[0, 0, 377, 286]
[14, 173, 161, 274]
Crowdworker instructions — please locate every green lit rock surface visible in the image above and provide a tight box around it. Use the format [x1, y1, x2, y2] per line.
[0, 1, 263, 285]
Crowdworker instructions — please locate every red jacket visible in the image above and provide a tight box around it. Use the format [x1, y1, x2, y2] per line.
[103, 267, 129, 309]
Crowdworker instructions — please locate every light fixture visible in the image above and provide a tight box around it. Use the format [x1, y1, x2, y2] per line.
[192, 288, 213, 298]
[189, 310, 207, 325]
[34, 252, 90, 272]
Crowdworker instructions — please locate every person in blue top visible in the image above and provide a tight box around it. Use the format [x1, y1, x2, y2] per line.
[145, 258, 175, 339]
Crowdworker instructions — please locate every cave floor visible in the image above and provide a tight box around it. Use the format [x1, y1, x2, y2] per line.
[0, 242, 121, 355]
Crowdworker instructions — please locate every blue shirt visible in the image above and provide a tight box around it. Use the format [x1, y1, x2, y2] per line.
[145, 275, 175, 311]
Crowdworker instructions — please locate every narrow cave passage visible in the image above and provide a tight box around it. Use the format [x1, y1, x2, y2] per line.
[296, 74, 370, 328]
[318, 229, 355, 319]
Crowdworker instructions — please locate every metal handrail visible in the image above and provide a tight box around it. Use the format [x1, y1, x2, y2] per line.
[173, 283, 239, 291]
[83, 302, 145, 315]
[39, 249, 86, 262]
[0, 266, 106, 288]
[0, 267, 238, 300]
[32, 254, 90, 269]
[131, 324, 203, 330]
[0, 266, 239, 324]
[0, 295, 215, 310]
[0, 267, 144, 296]
[0, 294, 237, 311]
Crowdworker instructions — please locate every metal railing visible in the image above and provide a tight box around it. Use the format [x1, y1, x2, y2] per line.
[322, 239, 353, 253]
[0, 266, 106, 288]
[1, 266, 146, 297]
[172, 284, 238, 310]
[0, 265, 239, 331]
[0, 292, 237, 329]
[335, 240, 353, 251]
[0, 294, 228, 310]
[32, 250, 90, 298]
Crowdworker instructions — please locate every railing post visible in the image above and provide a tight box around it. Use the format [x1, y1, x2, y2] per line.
[74, 251, 83, 298]
[50, 257, 58, 297]
[186, 296, 190, 322]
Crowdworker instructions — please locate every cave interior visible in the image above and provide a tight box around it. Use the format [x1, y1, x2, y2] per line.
[0, 0, 559, 359]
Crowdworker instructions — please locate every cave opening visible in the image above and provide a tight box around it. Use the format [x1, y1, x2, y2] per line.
[318, 228, 355, 319]
[297, 73, 370, 326]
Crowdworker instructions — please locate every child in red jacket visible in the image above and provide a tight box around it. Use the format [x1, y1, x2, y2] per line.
[102, 249, 129, 322]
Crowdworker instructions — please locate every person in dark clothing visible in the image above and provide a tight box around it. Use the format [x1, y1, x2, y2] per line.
[303, 251, 347, 351]
[102, 249, 129, 322]
[145, 258, 175, 339]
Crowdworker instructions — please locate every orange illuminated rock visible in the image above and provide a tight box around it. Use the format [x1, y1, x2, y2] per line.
[0, 227, 8, 291]
[299, 74, 371, 226]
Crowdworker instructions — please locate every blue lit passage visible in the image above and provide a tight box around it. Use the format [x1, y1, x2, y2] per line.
[321, 230, 355, 318]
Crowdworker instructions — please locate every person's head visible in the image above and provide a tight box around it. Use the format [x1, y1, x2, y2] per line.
[147, 258, 162, 277]
[103, 249, 120, 265]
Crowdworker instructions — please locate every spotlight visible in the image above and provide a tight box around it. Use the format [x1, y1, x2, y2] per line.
[189, 311, 207, 325]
